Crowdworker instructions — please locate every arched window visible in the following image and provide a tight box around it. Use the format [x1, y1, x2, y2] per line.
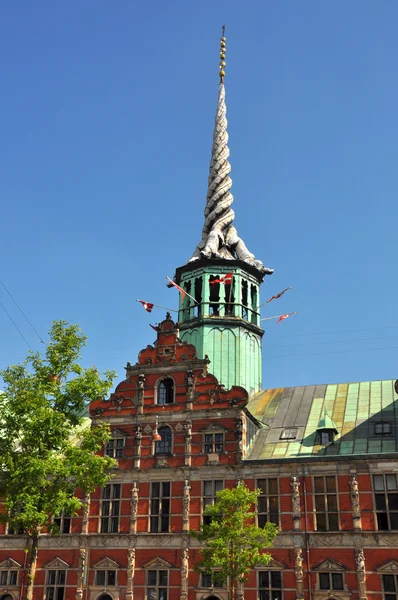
[155, 426, 172, 455]
[158, 378, 174, 405]
[97, 595, 113, 600]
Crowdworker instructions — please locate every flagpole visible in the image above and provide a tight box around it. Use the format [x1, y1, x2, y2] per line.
[166, 276, 198, 304]
[260, 312, 298, 322]
[135, 300, 178, 313]
[255, 286, 292, 310]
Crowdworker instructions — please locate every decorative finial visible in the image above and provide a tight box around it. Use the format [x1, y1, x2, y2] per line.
[219, 25, 226, 82]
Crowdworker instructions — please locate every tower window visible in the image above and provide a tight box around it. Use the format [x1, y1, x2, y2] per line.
[194, 277, 203, 317]
[155, 426, 173, 455]
[242, 280, 248, 320]
[158, 378, 174, 405]
[209, 277, 220, 316]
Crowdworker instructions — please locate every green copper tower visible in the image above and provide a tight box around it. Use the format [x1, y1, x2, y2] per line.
[173, 29, 273, 396]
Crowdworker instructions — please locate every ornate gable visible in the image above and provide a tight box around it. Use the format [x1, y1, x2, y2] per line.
[314, 559, 346, 572]
[378, 561, 398, 572]
[44, 558, 70, 569]
[143, 557, 173, 570]
[109, 428, 127, 438]
[201, 422, 228, 433]
[92, 557, 120, 569]
[0, 558, 21, 569]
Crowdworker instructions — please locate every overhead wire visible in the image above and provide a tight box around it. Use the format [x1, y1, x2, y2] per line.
[0, 298, 33, 351]
[0, 278, 45, 344]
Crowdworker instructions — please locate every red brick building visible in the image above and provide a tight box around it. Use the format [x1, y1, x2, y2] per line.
[1, 32, 398, 600]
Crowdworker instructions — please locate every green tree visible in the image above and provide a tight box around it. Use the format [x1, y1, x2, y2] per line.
[0, 321, 116, 600]
[190, 481, 277, 600]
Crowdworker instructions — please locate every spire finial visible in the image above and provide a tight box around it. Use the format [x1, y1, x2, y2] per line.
[219, 25, 226, 82]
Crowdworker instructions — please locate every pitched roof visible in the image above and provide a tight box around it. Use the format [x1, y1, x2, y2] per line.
[246, 379, 398, 461]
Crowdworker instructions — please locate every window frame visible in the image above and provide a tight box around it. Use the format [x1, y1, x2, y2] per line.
[45, 569, 67, 600]
[100, 483, 121, 534]
[146, 568, 169, 600]
[202, 480, 224, 525]
[154, 426, 173, 456]
[382, 573, 398, 600]
[53, 510, 72, 534]
[203, 431, 224, 454]
[257, 478, 279, 528]
[313, 475, 340, 532]
[374, 422, 393, 436]
[150, 481, 171, 533]
[318, 572, 345, 591]
[105, 436, 125, 459]
[0, 570, 18, 586]
[373, 473, 398, 531]
[156, 377, 175, 406]
[201, 571, 224, 588]
[94, 569, 117, 587]
[257, 569, 283, 600]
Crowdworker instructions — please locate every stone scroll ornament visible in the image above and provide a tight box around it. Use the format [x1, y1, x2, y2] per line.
[188, 28, 273, 276]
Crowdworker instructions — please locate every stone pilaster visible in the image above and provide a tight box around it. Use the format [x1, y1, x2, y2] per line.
[180, 538, 189, 600]
[81, 493, 90, 535]
[186, 370, 194, 411]
[294, 547, 304, 600]
[134, 424, 142, 469]
[355, 548, 367, 600]
[184, 420, 192, 467]
[182, 480, 191, 532]
[130, 482, 139, 534]
[137, 373, 145, 415]
[126, 546, 136, 600]
[350, 472, 362, 531]
[75, 547, 86, 600]
[291, 476, 301, 530]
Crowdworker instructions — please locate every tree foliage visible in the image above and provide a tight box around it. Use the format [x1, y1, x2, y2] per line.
[190, 482, 277, 599]
[0, 321, 116, 574]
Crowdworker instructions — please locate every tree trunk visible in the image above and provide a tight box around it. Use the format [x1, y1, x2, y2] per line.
[25, 534, 39, 600]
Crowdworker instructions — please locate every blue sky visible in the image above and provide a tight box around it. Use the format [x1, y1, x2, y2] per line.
[1, 1, 398, 390]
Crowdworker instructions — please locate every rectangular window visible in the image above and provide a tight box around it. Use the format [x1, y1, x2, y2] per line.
[203, 433, 224, 454]
[46, 570, 66, 600]
[374, 423, 392, 436]
[257, 479, 279, 527]
[383, 574, 398, 600]
[280, 429, 297, 440]
[95, 570, 116, 586]
[313, 476, 339, 531]
[319, 572, 344, 590]
[147, 569, 168, 600]
[258, 570, 283, 600]
[203, 480, 223, 525]
[0, 571, 18, 586]
[201, 572, 224, 588]
[100, 483, 121, 533]
[54, 510, 71, 534]
[106, 438, 125, 458]
[150, 482, 171, 533]
[373, 474, 398, 530]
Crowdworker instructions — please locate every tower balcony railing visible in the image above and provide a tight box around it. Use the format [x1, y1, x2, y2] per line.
[178, 301, 260, 327]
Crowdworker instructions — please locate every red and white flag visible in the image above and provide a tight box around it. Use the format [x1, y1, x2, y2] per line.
[266, 286, 291, 303]
[209, 272, 233, 285]
[276, 312, 297, 324]
[138, 300, 154, 313]
[166, 276, 185, 300]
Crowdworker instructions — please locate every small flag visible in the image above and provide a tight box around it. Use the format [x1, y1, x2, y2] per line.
[276, 312, 298, 324]
[149, 324, 160, 332]
[166, 276, 185, 300]
[209, 272, 233, 285]
[138, 300, 154, 313]
[266, 286, 292, 303]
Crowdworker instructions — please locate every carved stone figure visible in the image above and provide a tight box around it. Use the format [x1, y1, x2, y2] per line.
[81, 493, 90, 534]
[130, 481, 139, 532]
[135, 424, 142, 441]
[184, 420, 192, 441]
[181, 548, 189, 581]
[236, 416, 243, 440]
[183, 480, 191, 525]
[356, 549, 366, 581]
[350, 473, 361, 518]
[291, 476, 301, 519]
[127, 548, 136, 578]
[295, 548, 304, 582]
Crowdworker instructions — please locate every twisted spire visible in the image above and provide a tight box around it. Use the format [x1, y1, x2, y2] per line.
[188, 28, 273, 275]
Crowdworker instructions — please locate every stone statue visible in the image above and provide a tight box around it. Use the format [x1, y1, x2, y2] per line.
[181, 548, 189, 581]
[350, 473, 361, 521]
[356, 549, 365, 578]
[183, 480, 191, 523]
[184, 420, 192, 441]
[295, 548, 304, 582]
[291, 476, 300, 516]
[127, 548, 136, 578]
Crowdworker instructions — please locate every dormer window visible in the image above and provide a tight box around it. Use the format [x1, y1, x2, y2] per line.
[316, 409, 338, 446]
[157, 378, 174, 405]
[280, 428, 297, 441]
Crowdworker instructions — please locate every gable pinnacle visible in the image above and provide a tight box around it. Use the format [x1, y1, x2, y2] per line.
[187, 28, 273, 276]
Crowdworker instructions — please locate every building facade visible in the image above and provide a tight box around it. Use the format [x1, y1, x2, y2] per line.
[1, 31, 398, 600]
